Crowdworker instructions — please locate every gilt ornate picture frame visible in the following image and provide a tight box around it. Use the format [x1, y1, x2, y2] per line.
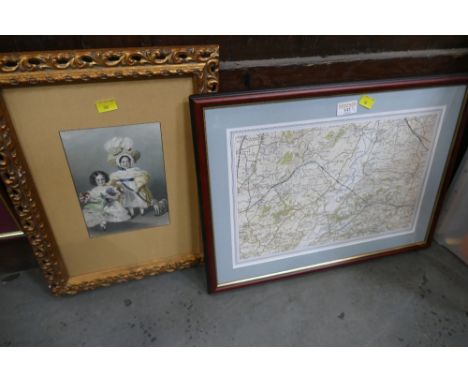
[0, 45, 219, 294]
[190, 76, 467, 293]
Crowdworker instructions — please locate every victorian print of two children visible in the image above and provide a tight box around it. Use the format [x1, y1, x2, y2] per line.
[61, 124, 169, 237]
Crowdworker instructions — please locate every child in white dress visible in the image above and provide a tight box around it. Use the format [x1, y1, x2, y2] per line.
[104, 137, 168, 217]
[79, 170, 130, 230]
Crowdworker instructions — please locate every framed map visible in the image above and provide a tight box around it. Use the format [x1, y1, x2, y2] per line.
[190, 76, 468, 293]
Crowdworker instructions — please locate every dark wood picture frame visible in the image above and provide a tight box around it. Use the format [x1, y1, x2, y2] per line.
[190, 75, 468, 293]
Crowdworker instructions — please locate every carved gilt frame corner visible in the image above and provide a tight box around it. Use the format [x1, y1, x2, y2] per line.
[0, 45, 219, 295]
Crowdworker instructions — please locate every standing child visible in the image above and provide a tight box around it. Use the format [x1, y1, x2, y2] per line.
[104, 137, 168, 217]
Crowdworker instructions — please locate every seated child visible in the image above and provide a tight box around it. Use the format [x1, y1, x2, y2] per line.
[79, 170, 131, 230]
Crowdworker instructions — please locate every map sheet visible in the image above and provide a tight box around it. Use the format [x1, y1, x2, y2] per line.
[229, 108, 443, 266]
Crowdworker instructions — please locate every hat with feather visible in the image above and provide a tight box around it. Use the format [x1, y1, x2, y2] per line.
[104, 137, 141, 167]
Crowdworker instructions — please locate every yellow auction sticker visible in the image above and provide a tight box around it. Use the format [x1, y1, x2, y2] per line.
[96, 99, 118, 113]
[359, 95, 375, 110]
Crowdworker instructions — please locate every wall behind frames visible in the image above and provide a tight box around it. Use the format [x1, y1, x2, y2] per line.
[1, 35, 468, 272]
[0, 188, 20, 235]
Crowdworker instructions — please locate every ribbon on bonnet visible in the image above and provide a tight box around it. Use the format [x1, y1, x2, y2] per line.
[104, 136, 141, 166]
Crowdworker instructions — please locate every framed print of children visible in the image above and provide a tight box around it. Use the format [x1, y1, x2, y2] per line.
[60, 123, 170, 238]
[104, 137, 169, 218]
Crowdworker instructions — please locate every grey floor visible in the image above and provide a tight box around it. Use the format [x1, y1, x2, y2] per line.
[1, 243, 468, 346]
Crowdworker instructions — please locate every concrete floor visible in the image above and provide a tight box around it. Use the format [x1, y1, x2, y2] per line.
[1, 243, 467, 346]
